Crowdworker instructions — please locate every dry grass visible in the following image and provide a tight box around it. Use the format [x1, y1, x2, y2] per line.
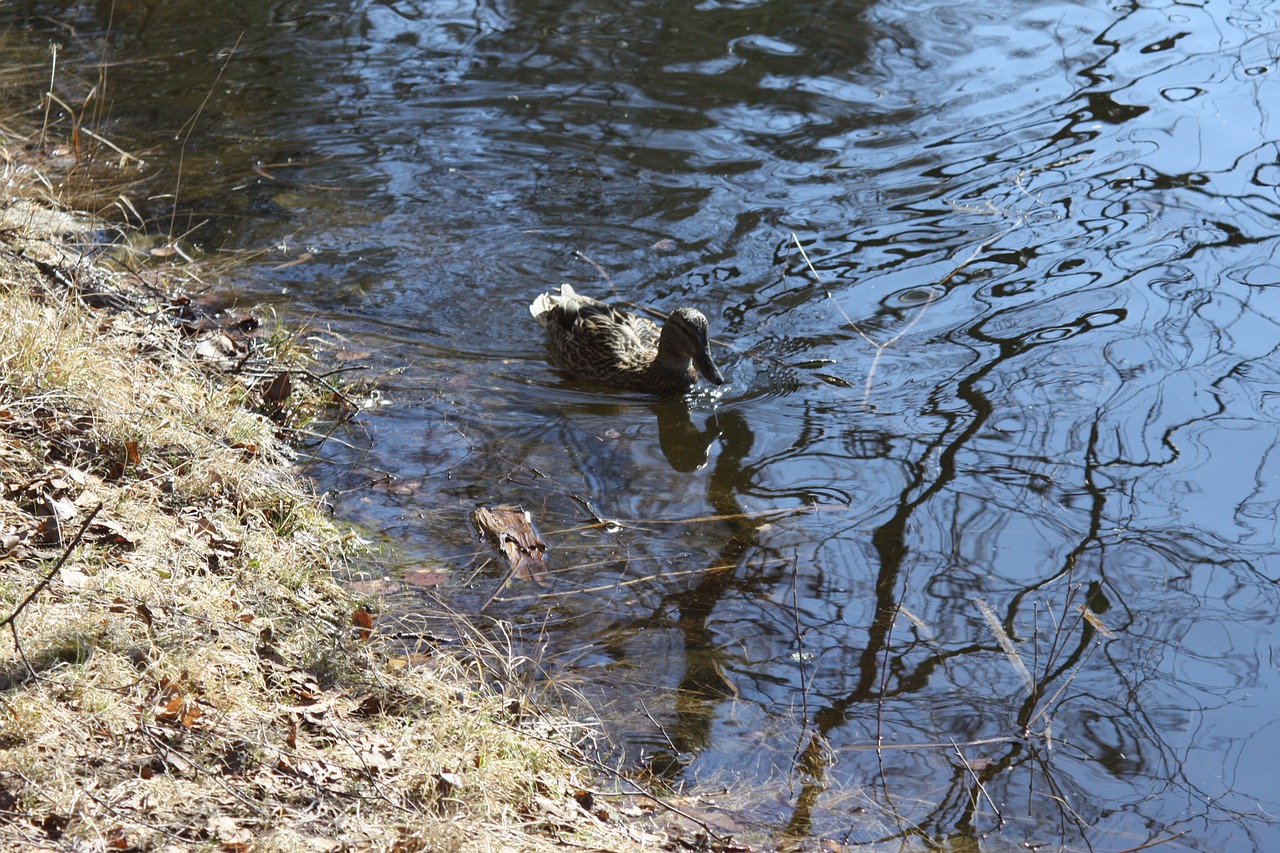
[0, 98, 690, 853]
[0, 213, 672, 852]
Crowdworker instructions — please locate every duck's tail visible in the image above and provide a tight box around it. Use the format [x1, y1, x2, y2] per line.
[528, 283, 577, 327]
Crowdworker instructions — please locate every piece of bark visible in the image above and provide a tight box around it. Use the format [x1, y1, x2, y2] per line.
[473, 504, 548, 586]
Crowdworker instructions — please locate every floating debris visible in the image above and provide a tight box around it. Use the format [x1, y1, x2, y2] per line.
[473, 504, 548, 587]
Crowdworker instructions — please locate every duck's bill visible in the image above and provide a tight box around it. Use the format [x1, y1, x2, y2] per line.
[696, 348, 726, 386]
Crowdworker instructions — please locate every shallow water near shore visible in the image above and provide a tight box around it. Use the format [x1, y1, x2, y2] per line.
[10, 0, 1280, 847]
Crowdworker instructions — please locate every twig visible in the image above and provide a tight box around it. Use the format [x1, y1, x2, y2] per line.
[950, 738, 1003, 828]
[792, 224, 1019, 406]
[572, 250, 618, 298]
[790, 547, 810, 726]
[1, 503, 103, 649]
[875, 594, 902, 809]
[495, 558, 789, 604]
[1112, 830, 1192, 853]
[637, 698, 680, 754]
[169, 32, 243, 240]
[76, 126, 145, 165]
[790, 233, 878, 349]
[252, 162, 351, 192]
[40, 44, 57, 151]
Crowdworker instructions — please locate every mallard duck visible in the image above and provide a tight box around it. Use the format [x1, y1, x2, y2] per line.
[529, 284, 726, 394]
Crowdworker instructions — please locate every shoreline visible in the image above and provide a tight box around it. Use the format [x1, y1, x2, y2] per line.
[0, 94, 682, 853]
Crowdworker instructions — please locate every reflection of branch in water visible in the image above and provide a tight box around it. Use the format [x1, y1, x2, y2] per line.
[791, 226, 1019, 406]
[776, 325, 1128, 844]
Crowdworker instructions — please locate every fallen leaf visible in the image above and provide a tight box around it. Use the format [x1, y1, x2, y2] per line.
[1078, 604, 1118, 639]
[60, 568, 94, 589]
[261, 371, 292, 405]
[195, 333, 242, 361]
[356, 737, 401, 773]
[352, 606, 374, 641]
[473, 505, 548, 585]
[288, 670, 322, 701]
[206, 815, 252, 849]
[279, 756, 344, 790]
[404, 568, 446, 587]
[350, 578, 401, 596]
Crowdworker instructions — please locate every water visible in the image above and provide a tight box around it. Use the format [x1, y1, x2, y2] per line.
[8, 0, 1280, 848]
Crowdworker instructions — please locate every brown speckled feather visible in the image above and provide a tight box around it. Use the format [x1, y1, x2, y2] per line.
[530, 284, 725, 395]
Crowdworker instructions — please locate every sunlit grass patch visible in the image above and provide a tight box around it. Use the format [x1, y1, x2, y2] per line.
[0, 68, 675, 853]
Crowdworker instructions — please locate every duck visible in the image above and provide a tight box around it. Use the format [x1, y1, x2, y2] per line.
[529, 284, 726, 395]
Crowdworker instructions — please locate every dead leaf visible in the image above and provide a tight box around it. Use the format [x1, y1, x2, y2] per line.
[261, 371, 292, 405]
[1078, 604, 1118, 639]
[88, 517, 139, 549]
[41, 494, 79, 523]
[279, 756, 344, 790]
[350, 577, 401, 596]
[40, 812, 70, 840]
[352, 606, 374, 641]
[436, 770, 461, 795]
[194, 332, 242, 361]
[0, 530, 26, 553]
[356, 737, 401, 774]
[153, 680, 204, 729]
[288, 670, 322, 702]
[298, 699, 334, 727]
[60, 568, 94, 589]
[188, 516, 220, 537]
[404, 568, 446, 587]
[206, 815, 252, 849]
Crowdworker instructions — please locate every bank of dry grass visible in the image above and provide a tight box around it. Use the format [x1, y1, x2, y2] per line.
[0, 96, 692, 853]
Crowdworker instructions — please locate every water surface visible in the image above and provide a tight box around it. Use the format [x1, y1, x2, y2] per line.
[10, 0, 1280, 848]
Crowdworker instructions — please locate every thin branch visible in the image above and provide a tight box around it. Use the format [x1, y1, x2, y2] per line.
[1, 503, 103, 649]
[169, 33, 243, 240]
[950, 738, 1003, 829]
[792, 223, 1020, 406]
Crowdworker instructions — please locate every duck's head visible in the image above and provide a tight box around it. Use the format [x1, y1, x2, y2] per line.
[660, 307, 726, 387]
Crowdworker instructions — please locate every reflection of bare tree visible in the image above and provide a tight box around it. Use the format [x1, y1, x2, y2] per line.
[777, 305, 1138, 843]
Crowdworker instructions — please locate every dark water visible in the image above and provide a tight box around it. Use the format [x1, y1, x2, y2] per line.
[10, 0, 1280, 848]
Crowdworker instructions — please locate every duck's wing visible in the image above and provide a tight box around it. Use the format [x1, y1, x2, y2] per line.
[571, 302, 650, 352]
[624, 310, 661, 349]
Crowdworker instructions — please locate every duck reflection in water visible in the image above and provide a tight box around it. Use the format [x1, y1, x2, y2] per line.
[654, 400, 722, 472]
